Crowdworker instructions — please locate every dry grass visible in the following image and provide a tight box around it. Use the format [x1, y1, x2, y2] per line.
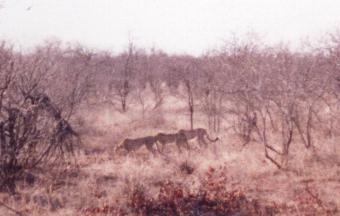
[0, 97, 339, 216]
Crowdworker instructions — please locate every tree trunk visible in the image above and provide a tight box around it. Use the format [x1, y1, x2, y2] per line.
[185, 80, 194, 130]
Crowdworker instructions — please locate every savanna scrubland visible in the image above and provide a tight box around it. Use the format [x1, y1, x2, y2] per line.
[0, 33, 340, 215]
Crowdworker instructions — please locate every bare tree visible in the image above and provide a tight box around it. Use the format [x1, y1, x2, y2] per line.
[0, 43, 79, 193]
[169, 56, 199, 130]
[111, 42, 137, 112]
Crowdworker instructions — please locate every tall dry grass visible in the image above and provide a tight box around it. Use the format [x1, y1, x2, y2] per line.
[0, 95, 339, 216]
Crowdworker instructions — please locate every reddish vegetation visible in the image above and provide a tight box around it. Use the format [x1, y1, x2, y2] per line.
[81, 167, 338, 216]
[83, 175, 278, 215]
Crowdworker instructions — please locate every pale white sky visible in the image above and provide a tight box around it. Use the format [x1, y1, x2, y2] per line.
[0, 0, 340, 54]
